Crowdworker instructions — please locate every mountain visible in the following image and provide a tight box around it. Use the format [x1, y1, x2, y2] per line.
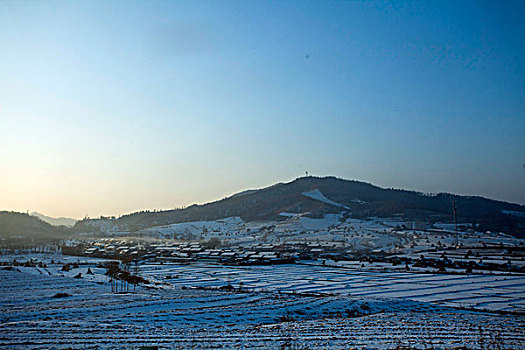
[0, 211, 68, 243]
[31, 212, 77, 227]
[73, 176, 525, 237]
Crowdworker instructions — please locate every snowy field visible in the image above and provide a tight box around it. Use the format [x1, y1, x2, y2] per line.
[140, 262, 525, 313]
[1, 254, 524, 349]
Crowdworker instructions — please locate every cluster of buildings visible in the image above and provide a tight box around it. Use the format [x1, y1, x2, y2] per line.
[63, 238, 356, 265]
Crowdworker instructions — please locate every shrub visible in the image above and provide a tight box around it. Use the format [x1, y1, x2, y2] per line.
[53, 292, 72, 298]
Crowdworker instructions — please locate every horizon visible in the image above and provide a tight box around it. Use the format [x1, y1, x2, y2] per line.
[1, 1, 524, 219]
[12, 174, 525, 221]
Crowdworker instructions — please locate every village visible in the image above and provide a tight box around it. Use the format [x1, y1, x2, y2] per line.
[62, 238, 347, 265]
[60, 231, 525, 274]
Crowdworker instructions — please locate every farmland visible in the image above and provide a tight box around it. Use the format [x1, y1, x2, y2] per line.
[1, 253, 524, 349]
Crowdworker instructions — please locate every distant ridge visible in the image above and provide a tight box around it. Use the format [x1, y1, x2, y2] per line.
[73, 176, 525, 237]
[31, 212, 77, 227]
[0, 211, 68, 242]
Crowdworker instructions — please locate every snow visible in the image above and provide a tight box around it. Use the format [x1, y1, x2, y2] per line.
[3, 255, 525, 313]
[502, 210, 525, 218]
[279, 212, 304, 218]
[302, 189, 349, 209]
[3, 209, 525, 348]
[139, 217, 245, 239]
[1, 258, 525, 349]
[1, 253, 525, 348]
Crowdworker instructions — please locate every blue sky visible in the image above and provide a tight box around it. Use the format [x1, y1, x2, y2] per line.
[1, 1, 524, 218]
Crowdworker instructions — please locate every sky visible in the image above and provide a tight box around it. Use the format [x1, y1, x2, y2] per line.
[1, 1, 524, 219]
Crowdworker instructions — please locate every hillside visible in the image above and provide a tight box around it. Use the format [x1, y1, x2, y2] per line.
[0, 211, 68, 243]
[73, 176, 525, 236]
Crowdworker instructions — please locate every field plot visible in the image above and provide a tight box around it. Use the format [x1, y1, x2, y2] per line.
[141, 262, 525, 312]
[1, 255, 524, 349]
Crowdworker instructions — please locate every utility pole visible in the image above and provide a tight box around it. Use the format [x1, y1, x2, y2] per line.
[453, 201, 458, 247]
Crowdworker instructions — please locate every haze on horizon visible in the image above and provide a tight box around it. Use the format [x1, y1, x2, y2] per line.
[1, 1, 524, 220]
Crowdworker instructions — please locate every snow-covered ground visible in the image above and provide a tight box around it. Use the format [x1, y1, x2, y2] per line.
[3, 209, 525, 349]
[138, 261, 525, 313]
[139, 217, 245, 239]
[302, 189, 349, 209]
[1, 253, 524, 349]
